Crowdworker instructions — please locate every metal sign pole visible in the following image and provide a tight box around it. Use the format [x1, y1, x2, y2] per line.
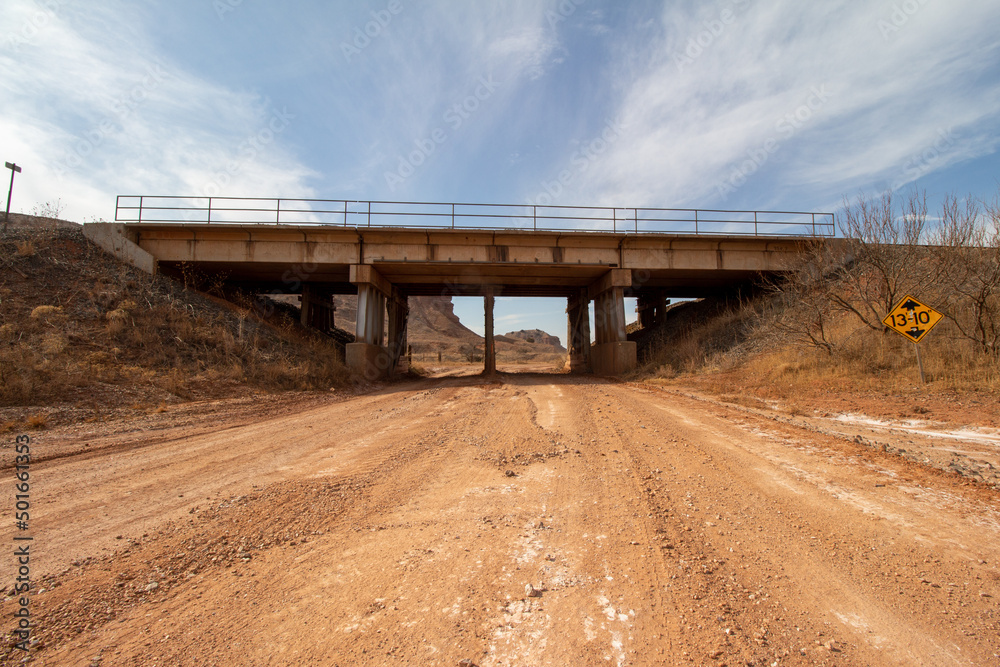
[914, 342, 925, 384]
[4, 162, 22, 234]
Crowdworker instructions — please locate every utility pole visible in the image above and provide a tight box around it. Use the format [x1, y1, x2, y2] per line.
[4, 162, 22, 234]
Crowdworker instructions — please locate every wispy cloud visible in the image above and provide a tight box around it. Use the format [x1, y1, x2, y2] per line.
[554, 0, 1000, 209]
[0, 0, 316, 220]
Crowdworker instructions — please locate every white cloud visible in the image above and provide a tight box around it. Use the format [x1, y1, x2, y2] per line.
[560, 0, 1000, 209]
[0, 0, 316, 221]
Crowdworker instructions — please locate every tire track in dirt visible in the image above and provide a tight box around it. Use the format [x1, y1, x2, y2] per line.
[601, 382, 1000, 666]
[2, 373, 998, 665]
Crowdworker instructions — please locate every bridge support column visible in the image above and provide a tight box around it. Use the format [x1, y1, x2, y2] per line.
[300, 283, 336, 333]
[566, 289, 591, 373]
[636, 290, 668, 330]
[484, 287, 496, 375]
[346, 265, 394, 379]
[589, 269, 637, 376]
[387, 290, 409, 374]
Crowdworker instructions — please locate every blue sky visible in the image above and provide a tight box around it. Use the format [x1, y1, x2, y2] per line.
[4, 0, 1000, 341]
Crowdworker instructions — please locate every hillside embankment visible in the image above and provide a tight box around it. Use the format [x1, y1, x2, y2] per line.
[0, 218, 349, 432]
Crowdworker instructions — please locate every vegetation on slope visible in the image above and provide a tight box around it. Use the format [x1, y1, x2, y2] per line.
[639, 189, 1000, 415]
[0, 219, 348, 429]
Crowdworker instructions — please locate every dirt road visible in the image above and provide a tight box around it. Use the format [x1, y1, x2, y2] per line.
[2, 372, 998, 666]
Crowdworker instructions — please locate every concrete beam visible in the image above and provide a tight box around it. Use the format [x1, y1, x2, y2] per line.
[349, 264, 393, 296]
[587, 268, 633, 299]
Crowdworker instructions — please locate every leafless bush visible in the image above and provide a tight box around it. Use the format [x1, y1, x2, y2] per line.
[930, 194, 1000, 356]
[835, 190, 937, 331]
[766, 240, 847, 354]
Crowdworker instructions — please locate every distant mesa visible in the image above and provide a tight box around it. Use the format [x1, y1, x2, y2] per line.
[498, 329, 564, 350]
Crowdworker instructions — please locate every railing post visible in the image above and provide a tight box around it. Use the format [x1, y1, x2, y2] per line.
[533, 205, 536, 231]
[276, 198, 281, 225]
[754, 211, 758, 236]
[634, 208, 638, 233]
[613, 207, 617, 233]
[343, 200, 348, 227]
[694, 209, 698, 235]
[137, 196, 143, 224]
[367, 201, 372, 227]
[207, 197, 211, 224]
[451, 203, 455, 229]
[812, 213, 816, 237]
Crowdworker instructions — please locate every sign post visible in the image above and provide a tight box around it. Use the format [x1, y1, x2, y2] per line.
[4, 161, 22, 234]
[882, 295, 943, 383]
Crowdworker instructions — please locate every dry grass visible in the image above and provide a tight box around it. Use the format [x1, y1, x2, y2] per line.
[26, 413, 47, 429]
[0, 226, 350, 409]
[637, 292, 999, 404]
[15, 241, 36, 258]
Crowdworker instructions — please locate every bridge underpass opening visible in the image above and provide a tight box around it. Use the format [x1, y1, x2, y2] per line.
[450, 296, 574, 374]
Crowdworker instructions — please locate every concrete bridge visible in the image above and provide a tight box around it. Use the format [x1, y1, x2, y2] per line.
[84, 197, 835, 377]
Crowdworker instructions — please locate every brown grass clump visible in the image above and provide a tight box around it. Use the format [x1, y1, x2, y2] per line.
[30, 304, 65, 322]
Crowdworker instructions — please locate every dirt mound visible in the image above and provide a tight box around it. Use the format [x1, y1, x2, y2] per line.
[0, 218, 348, 431]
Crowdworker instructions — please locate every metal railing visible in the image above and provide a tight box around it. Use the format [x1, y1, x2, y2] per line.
[115, 195, 835, 237]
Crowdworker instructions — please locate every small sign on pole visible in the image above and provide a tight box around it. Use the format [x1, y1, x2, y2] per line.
[882, 295, 943, 383]
[4, 161, 22, 233]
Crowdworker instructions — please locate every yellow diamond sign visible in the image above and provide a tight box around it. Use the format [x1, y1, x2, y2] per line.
[882, 295, 943, 344]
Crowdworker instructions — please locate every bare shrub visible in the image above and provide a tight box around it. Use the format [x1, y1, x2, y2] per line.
[836, 190, 936, 331]
[930, 194, 1000, 357]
